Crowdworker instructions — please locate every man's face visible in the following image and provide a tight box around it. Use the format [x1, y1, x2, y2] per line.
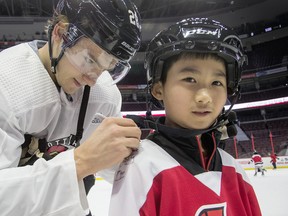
[56, 37, 119, 94]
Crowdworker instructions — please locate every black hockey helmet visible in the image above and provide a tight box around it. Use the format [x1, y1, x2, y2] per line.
[145, 17, 247, 96]
[48, 0, 141, 82]
[55, 0, 141, 62]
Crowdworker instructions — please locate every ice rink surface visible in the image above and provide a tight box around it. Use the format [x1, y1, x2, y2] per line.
[245, 168, 288, 216]
[88, 168, 288, 216]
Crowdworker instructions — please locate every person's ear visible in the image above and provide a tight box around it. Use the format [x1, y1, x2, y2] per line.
[151, 82, 164, 100]
[52, 22, 68, 42]
[50, 22, 69, 57]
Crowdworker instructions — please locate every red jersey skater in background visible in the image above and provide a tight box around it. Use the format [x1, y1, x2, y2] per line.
[270, 153, 279, 169]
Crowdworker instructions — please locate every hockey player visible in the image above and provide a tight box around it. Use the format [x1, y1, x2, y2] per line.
[0, 0, 141, 215]
[270, 152, 279, 169]
[250, 151, 265, 176]
[109, 18, 262, 215]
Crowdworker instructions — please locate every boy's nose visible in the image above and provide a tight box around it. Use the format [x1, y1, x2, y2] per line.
[195, 88, 212, 105]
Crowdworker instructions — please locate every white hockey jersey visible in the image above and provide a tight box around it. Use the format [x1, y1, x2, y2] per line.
[0, 41, 122, 215]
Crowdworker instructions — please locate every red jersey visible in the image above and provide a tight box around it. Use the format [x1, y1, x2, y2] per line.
[251, 154, 263, 166]
[109, 127, 262, 216]
[270, 154, 278, 163]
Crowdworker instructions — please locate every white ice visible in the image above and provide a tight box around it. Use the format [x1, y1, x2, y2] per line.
[88, 168, 288, 216]
[245, 168, 288, 216]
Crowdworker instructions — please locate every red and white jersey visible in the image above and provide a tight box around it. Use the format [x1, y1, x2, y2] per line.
[109, 130, 262, 216]
[0, 41, 122, 215]
[251, 154, 263, 166]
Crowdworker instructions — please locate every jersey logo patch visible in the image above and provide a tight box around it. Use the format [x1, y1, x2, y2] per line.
[195, 202, 227, 216]
[91, 113, 106, 124]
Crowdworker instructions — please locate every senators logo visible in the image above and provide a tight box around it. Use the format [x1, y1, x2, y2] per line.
[196, 202, 227, 216]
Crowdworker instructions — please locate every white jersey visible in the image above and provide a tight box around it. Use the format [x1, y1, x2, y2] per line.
[0, 41, 122, 215]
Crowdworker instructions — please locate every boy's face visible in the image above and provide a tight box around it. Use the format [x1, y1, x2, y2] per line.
[152, 57, 227, 130]
[56, 37, 118, 95]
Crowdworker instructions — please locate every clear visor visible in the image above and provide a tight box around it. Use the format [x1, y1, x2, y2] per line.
[63, 36, 130, 84]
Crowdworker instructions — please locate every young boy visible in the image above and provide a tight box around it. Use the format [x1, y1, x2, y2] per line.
[109, 18, 262, 216]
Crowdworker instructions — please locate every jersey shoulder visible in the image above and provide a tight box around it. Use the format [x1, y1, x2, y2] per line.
[0, 43, 59, 115]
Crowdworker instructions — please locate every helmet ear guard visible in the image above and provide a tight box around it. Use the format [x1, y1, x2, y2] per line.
[226, 63, 239, 96]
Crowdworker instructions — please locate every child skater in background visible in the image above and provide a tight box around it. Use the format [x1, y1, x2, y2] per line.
[109, 18, 262, 216]
[270, 152, 279, 169]
[250, 151, 265, 176]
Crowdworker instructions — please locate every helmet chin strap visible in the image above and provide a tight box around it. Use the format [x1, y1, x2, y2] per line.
[48, 25, 65, 74]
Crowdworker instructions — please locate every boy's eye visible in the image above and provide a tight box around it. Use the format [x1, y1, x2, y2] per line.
[183, 77, 196, 83]
[212, 80, 224, 86]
